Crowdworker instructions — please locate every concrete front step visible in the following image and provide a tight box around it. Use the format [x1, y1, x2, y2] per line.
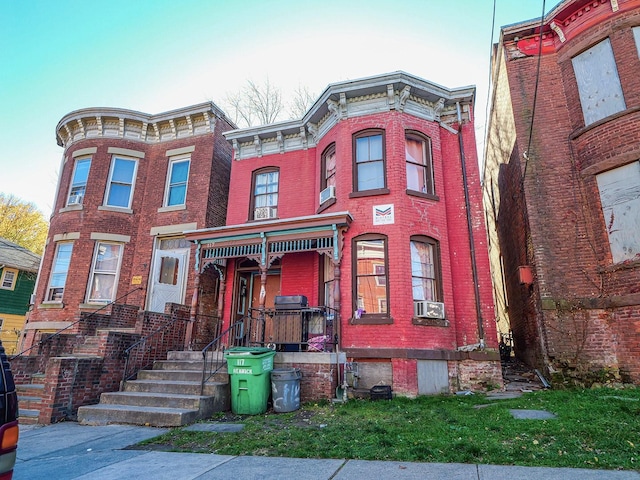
[77, 403, 200, 427]
[140, 368, 224, 382]
[167, 350, 225, 362]
[123, 379, 225, 397]
[100, 391, 211, 410]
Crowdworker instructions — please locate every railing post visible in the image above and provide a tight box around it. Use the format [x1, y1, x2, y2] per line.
[185, 273, 201, 350]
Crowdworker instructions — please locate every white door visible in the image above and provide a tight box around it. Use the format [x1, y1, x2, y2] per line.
[149, 247, 189, 313]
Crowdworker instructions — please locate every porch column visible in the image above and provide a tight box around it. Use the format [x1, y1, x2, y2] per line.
[217, 274, 226, 321]
[258, 264, 268, 310]
[333, 260, 341, 349]
[185, 272, 201, 350]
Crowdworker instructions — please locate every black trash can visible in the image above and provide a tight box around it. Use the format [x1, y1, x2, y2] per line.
[270, 368, 302, 413]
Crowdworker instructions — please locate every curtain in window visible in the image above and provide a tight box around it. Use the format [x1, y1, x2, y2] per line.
[411, 240, 436, 301]
[406, 137, 427, 192]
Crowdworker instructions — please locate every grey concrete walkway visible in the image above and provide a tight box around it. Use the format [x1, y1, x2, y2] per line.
[15, 422, 640, 480]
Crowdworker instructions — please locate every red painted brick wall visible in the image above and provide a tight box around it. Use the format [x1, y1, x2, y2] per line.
[223, 110, 496, 355]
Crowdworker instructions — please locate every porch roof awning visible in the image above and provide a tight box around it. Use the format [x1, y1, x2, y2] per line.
[185, 211, 353, 269]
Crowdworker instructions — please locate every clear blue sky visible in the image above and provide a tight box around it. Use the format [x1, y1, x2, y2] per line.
[0, 0, 548, 218]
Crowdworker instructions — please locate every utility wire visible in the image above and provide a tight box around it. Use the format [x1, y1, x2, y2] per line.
[522, 0, 547, 183]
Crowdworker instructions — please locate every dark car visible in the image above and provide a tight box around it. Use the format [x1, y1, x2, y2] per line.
[0, 342, 18, 480]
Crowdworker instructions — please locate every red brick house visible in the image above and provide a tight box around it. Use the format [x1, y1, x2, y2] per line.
[22, 102, 234, 351]
[186, 71, 502, 396]
[484, 0, 640, 384]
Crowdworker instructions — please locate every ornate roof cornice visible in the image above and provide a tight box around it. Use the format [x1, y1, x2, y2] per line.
[224, 71, 475, 160]
[56, 102, 234, 149]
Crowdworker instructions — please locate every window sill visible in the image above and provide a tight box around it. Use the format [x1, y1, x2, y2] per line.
[79, 302, 110, 309]
[59, 204, 83, 213]
[406, 190, 439, 201]
[158, 204, 186, 213]
[350, 315, 393, 325]
[98, 206, 133, 214]
[39, 302, 64, 309]
[349, 188, 390, 199]
[316, 197, 336, 214]
[412, 317, 449, 327]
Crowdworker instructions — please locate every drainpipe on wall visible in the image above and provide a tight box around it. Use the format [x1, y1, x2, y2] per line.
[456, 102, 485, 349]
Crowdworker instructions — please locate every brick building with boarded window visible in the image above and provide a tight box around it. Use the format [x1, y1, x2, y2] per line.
[484, 0, 640, 384]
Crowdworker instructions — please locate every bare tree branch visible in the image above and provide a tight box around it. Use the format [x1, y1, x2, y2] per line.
[289, 85, 316, 119]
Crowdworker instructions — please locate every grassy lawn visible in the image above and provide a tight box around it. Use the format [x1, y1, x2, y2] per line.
[138, 387, 640, 470]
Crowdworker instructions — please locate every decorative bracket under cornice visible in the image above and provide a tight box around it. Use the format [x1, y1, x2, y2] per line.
[611, 0, 619, 12]
[232, 139, 239, 159]
[254, 135, 262, 157]
[276, 131, 284, 153]
[398, 86, 411, 111]
[550, 21, 566, 43]
[387, 85, 395, 110]
[299, 126, 308, 150]
[434, 98, 446, 121]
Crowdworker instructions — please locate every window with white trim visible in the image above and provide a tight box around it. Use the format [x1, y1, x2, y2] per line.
[87, 242, 123, 303]
[572, 38, 625, 125]
[67, 157, 91, 206]
[0, 268, 18, 290]
[105, 157, 137, 208]
[164, 156, 190, 207]
[47, 243, 73, 301]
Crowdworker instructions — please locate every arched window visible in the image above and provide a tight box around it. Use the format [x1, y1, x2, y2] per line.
[352, 233, 391, 324]
[405, 131, 435, 196]
[352, 129, 387, 194]
[410, 236, 442, 303]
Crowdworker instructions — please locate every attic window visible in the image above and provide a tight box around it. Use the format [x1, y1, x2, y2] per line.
[0, 268, 18, 290]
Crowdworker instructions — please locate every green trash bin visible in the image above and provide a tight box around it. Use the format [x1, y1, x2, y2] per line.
[224, 347, 276, 415]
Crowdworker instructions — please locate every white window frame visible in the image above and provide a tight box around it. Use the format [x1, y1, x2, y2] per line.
[572, 38, 626, 126]
[67, 157, 91, 206]
[164, 155, 190, 207]
[0, 268, 18, 290]
[46, 242, 73, 302]
[105, 157, 138, 209]
[633, 26, 640, 58]
[86, 242, 124, 303]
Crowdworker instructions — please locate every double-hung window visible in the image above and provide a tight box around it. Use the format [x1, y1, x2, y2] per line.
[322, 144, 337, 190]
[164, 156, 190, 207]
[572, 38, 625, 126]
[410, 236, 441, 302]
[0, 268, 17, 290]
[47, 243, 73, 301]
[106, 157, 137, 208]
[406, 132, 434, 195]
[352, 234, 390, 323]
[68, 158, 91, 206]
[252, 168, 279, 220]
[353, 130, 386, 193]
[87, 242, 123, 303]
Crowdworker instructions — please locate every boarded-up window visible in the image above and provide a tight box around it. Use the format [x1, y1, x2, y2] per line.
[572, 38, 625, 125]
[596, 161, 640, 263]
[634, 27, 640, 58]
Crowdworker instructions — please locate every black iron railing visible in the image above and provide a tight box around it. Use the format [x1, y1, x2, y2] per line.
[199, 306, 338, 394]
[11, 287, 142, 360]
[200, 313, 265, 394]
[121, 314, 191, 386]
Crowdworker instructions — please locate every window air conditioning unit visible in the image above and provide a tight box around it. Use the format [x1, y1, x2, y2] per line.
[319, 185, 336, 204]
[414, 300, 445, 319]
[68, 194, 83, 205]
[254, 206, 277, 220]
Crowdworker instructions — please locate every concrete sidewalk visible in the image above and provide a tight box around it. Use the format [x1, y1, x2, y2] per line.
[15, 422, 640, 480]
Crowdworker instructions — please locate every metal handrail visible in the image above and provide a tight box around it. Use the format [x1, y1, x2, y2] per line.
[200, 313, 264, 394]
[121, 313, 191, 386]
[10, 286, 142, 359]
